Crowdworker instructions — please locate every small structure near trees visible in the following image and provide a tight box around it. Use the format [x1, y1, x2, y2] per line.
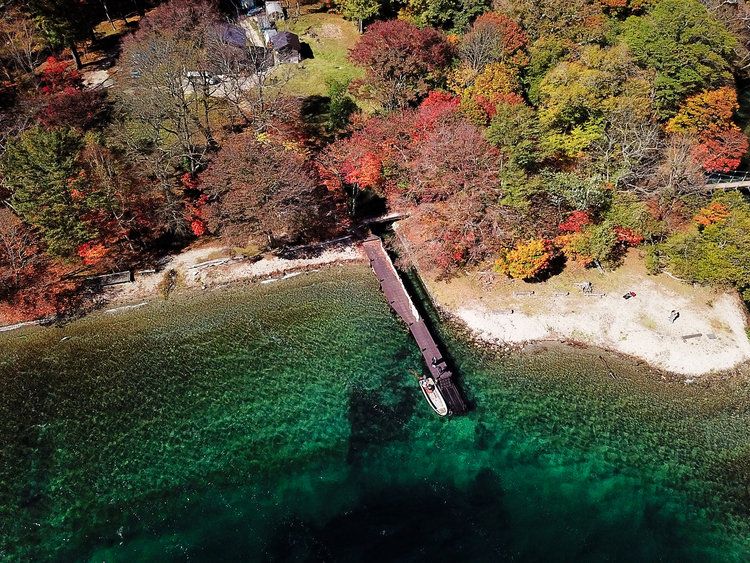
[269, 31, 301, 64]
[216, 22, 249, 49]
[256, 13, 278, 44]
[265, 1, 285, 22]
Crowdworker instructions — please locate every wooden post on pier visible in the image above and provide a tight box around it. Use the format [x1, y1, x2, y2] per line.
[362, 236, 467, 415]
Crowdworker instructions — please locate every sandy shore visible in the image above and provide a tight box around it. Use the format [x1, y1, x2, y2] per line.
[0, 240, 365, 331]
[423, 251, 750, 377]
[393, 218, 750, 377]
[5, 226, 749, 379]
[103, 242, 365, 308]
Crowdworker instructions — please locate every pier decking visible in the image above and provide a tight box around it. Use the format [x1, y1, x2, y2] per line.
[362, 236, 467, 415]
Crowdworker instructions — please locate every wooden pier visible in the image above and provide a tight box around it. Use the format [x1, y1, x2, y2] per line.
[362, 236, 467, 415]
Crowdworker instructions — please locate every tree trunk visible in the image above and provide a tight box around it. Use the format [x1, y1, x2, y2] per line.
[69, 42, 82, 70]
[358, 18, 363, 34]
[100, 0, 117, 31]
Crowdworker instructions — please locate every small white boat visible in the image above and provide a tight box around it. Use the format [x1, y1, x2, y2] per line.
[419, 376, 448, 416]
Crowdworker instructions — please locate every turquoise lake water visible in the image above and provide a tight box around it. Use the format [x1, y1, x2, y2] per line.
[2, 265, 750, 561]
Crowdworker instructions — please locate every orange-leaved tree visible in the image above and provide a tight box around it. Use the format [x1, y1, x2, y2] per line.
[694, 201, 730, 227]
[666, 87, 739, 134]
[494, 239, 555, 280]
[666, 87, 749, 172]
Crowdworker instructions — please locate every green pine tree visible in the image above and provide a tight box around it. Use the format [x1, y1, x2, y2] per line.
[2, 127, 92, 257]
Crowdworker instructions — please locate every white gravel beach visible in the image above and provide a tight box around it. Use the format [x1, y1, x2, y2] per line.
[426, 255, 750, 377]
[456, 290, 750, 376]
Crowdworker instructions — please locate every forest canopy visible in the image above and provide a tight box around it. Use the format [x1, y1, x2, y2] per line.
[2, 0, 750, 320]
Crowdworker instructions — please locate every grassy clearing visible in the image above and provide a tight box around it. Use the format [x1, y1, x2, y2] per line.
[93, 14, 142, 40]
[278, 13, 365, 99]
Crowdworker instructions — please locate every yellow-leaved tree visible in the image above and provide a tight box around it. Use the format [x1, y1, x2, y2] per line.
[494, 239, 555, 280]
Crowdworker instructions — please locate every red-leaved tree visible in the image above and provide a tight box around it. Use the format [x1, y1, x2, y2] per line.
[35, 55, 105, 130]
[349, 20, 454, 110]
[203, 133, 344, 247]
[558, 210, 592, 233]
[692, 129, 749, 173]
[320, 109, 417, 211]
[412, 91, 461, 140]
[406, 118, 504, 202]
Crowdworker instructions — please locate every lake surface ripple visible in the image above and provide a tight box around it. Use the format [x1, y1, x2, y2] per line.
[1, 265, 750, 561]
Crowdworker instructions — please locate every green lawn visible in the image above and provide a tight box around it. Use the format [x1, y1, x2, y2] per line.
[278, 13, 364, 99]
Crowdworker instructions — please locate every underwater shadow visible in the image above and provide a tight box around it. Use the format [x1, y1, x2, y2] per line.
[345, 364, 417, 465]
[260, 469, 512, 561]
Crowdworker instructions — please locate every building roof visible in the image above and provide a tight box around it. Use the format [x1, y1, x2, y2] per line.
[257, 13, 274, 30]
[269, 31, 300, 51]
[216, 23, 248, 48]
[265, 1, 284, 14]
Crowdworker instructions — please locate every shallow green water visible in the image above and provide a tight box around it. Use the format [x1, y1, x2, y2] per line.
[2, 265, 750, 561]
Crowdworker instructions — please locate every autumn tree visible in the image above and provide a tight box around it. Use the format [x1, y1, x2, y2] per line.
[406, 117, 505, 202]
[406, 187, 517, 274]
[555, 191, 657, 266]
[459, 12, 527, 73]
[495, 238, 555, 280]
[666, 87, 749, 172]
[649, 134, 707, 197]
[402, 105, 514, 269]
[202, 133, 325, 248]
[349, 20, 454, 110]
[622, 0, 737, 116]
[402, 120, 517, 274]
[28, 0, 97, 69]
[667, 87, 739, 135]
[74, 136, 159, 262]
[450, 13, 526, 117]
[584, 107, 663, 192]
[700, 0, 750, 82]
[559, 224, 620, 265]
[320, 108, 417, 211]
[0, 208, 39, 293]
[323, 98, 516, 272]
[694, 201, 730, 228]
[662, 192, 750, 298]
[0, 8, 46, 87]
[116, 0, 223, 174]
[538, 44, 652, 158]
[494, 0, 607, 43]
[691, 130, 749, 173]
[35, 56, 107, 130]
[456, 62, 522, 121]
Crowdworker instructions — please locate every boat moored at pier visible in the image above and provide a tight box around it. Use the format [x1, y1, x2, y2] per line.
[363, 235, 467, 416]
[419, 376, 449, 416]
